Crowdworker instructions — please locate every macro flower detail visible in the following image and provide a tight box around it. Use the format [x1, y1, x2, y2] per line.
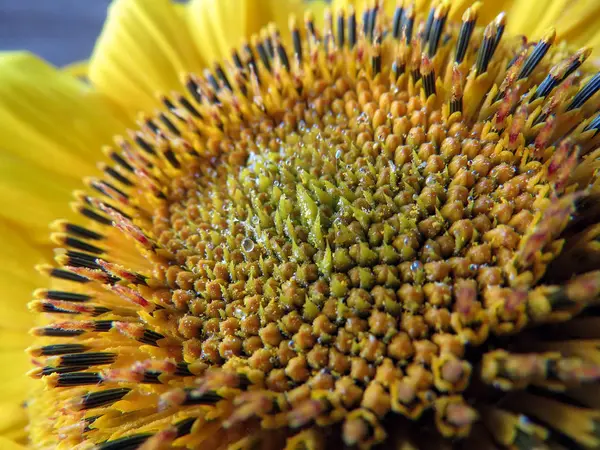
[12, 0, 600, 449]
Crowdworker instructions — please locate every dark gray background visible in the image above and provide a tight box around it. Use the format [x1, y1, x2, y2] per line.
[0, 1, 112, 66]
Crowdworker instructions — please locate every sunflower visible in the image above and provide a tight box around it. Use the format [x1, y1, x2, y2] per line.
[2, 0, 600, 448]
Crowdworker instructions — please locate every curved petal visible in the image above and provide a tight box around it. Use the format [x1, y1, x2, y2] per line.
[0, 436, 27, 450]
[0, 350, 32, 443]
[88, 0, 206, 115]
[0, 52, 129, 246]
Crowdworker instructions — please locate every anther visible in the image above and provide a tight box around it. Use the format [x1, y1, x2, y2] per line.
[422, 3, 437, 47]
[403, 6, 415, 44]
[336, 9, 345, 49]
[184, 75, 203, 104]
[392, 1, 404, 40]
[290, 16, 303, 63]
[421, 55, 436, 98]
[348, 6, 357, 49]
[475, 22, 498, 75]
[567, 72, 600, 111]
[518, 29, 555, 80]
[428, 3, 448, 57]
[455, 5, 478, 64]
[490, 12, 506, 56]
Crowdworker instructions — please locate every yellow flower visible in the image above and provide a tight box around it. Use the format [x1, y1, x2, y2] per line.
[2, 0, 600, 448]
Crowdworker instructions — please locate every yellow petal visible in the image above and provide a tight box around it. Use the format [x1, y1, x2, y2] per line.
[0, 221, 43, 331]
[62, 59, 90, 78]
[88, 0, 206, 115]
[0, 436, 27, 450]
[187, 0, 329, 66]
[0, 52, 128, 179]
[0, 52, 129, 249]
[0, 349, 32, 444]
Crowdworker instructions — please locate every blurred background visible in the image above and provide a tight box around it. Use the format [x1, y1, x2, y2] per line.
[0, 0, 111, 66]
[0, 0, 329, 67]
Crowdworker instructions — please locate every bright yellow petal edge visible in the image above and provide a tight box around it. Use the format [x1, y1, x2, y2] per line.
[0, 0, 600, 447]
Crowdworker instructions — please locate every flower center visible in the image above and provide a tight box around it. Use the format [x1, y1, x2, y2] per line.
[27, 3, 600, 449]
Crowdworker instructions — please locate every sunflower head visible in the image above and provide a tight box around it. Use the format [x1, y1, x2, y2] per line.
[19, 0, 600, 449]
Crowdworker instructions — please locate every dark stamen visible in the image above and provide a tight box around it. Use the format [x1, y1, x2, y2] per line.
[159, 113, 180, 136]
[450, 98, 463, 114]
[178, 95, 202, 119]
[265, 34, 275, 60]
[372, 36, 382, 75]
[362, 9, 369, 37]
[56, 372, 102, 387]
[64, 237, 104, 255]
[185, 76, 203, 104]
[92, 307, 111, 316]
[41, 365, 89, 376]
[567, 73, 600, 111]
[392, 4, 404, 40]
[60, 352, 117, 367]
[134, 134, 156, 156]
[108, 151, 134, 173]
[144, 118, 160, 135]
[428, 6, 448, 57]
[63, 251, 103, 270]
[50, 268, 90, 284]
[175, 418, 196, 437]
[94, 320, 114, 332]
[182, 389, 223, 406]
[421, 56, 436, 97]
[232, 49, 244, 72]
[81, 388, 131, 410]
[97, 434, 152, 450]
[337, 10, 345, 48]
[403, 13, 415, 44]
[519, 30, 555, 79]
[64, 224, 104, 241]
[422, 5, 436, 46]
[561, 51, 589, 82]
[206, 71, 220, 93]
[455, 10, 476, 64]
[583, 114, 600, 136]
[139, 329, 165, 346]
[255, 41, 272, 72]
[161, 96, 176, 113]
[244, 42, 258, 73]
[530, 73, 559, 102]
[276, 41, 290, 72]
[42, 303, 77, 314]
[292, 23, 303, 61]
[103, 166, 134, 187]
[141, 371, 162, 384]
[367, 4, 378, 41]
[392, 61, 404, 80]
[37, 328, 85, 337]
[490, 13, 506, 56]
[175, 362, 193, 376]
[348, 8, 357, 48]
[475, 23, 497, 75]
[215, 64, 233, 92]
[45, 290, 92, 302]
[163, 148, 181, 169]
[79, 207, 112, 226]
[39, 344, 88, 356]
